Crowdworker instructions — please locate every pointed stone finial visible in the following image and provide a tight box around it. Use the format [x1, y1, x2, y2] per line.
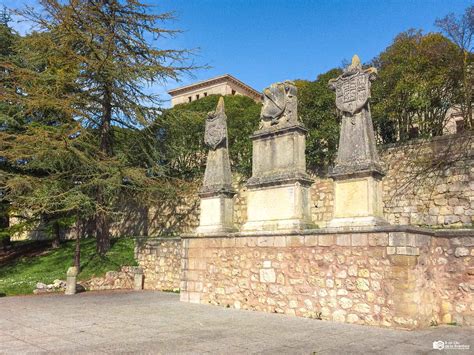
[347, 54, 362, 72]
[216, 96, 225, 114]
[352, 54, 360, 66]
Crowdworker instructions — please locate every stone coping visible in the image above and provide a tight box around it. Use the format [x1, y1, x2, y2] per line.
[179, 226, 474, 239]
[250, 123, 308, 140]
[328, 167, 385, 180]
[133, 227, 473, 242]
[246, 173, 314, 189]
[135, 236, 182, 242]
[380, 130, 473, 150]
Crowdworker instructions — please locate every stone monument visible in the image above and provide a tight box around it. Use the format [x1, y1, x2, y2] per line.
[195, 97, 237, 234]
[242, 81, 314, 231]
[327, 55, 388, 227]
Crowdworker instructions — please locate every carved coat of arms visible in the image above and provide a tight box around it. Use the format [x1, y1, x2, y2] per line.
[204, 97, 227, 150]
[329, 55, 377, 115]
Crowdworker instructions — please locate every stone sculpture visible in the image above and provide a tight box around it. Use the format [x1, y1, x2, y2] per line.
[259, 81, 299, 129]
[328, 55, 382, 175]
[201, 97, 234, 194]
[196, 97, 236, 234]
[243, 81, 314, 231]
[204, 101, 227, 150]
[327, 55, 388, 228]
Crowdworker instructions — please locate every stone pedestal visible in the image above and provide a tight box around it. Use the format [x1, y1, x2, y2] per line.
[196, 192, 236, 234]
[242, 124, 314, 231]
[328, 171, 388, 228]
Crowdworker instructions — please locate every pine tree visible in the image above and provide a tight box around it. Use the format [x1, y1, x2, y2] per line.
[1, 0, 196, 255]
[0, 8, 17, 250]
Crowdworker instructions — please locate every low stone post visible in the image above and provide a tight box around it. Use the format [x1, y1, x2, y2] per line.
[65, 266, 78, 295]
[133, 267, 144, 291]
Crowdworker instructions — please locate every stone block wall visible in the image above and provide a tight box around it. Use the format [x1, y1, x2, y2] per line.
[309, 133, 473, 228]
[381, 134, 473, 227]
[179, 229, 473, 329]
[430, 233, 474, 326]
[135, 238, 182, 291]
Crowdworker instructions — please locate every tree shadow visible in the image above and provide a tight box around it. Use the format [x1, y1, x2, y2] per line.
[381, 132, 472, 225]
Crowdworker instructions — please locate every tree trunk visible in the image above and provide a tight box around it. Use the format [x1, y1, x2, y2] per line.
[463, 50, 472, 128]
[51, 220, 61, 249]
[95, 85, 113, 256]
[100, 86, 114, 156]
[0, 206, 10, 251]
[95, 203, 110, 256]
[74, 233, 81, 270]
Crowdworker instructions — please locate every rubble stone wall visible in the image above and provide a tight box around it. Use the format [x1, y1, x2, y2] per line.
[135, 237, 182, 291]
[178, 230, 473, 329]
[83, 266, 137, 291]
[310, 133, 473, 228]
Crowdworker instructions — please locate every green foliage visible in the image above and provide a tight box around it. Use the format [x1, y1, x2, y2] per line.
[296, 68, 342, 174]
[0, 237, 136, 296]
[371, 30, 463, 143]
[160, 95, 261, 178]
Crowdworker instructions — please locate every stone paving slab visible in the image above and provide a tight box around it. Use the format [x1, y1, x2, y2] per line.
[0, 290, 472, 354]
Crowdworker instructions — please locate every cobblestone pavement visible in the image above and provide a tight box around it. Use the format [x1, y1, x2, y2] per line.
[0, 291, 472, 354]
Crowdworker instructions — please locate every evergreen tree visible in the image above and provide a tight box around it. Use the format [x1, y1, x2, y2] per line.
[0, 8, 17, 250]
[1, 0, 195, 255]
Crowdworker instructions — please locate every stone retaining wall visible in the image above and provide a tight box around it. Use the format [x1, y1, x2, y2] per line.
[135, 237, 182, 291]
[201, 133, 474, 230]
[13, 134, 472, 241]
[310, 133, 473, 228]
[178, 229, 473, 329]
[83, 266, 137, 291]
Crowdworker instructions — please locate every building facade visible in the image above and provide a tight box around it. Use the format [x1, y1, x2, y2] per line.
[168, 74, 262, 107]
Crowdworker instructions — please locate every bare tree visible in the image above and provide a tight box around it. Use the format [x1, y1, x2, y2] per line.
[436, 6, 474, 128]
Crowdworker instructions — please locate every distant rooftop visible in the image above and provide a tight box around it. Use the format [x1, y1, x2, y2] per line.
[168, 74, 262, 99]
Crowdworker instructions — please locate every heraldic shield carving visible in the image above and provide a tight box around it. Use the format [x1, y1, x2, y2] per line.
[204, 97, 227, 150]
[329, 55, 377, 115]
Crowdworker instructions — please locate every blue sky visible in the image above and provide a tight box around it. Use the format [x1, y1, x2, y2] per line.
[5, 0, 472, 106]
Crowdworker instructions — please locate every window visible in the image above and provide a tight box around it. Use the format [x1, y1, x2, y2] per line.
[204, 92, 207, 97]
[188, 96, 192, 102]
[231, 90, 236, 95]
[196, 94, 200, 100]
[456, 119, 465, 134]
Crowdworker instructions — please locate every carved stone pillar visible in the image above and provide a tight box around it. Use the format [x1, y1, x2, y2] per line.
[196, 97, 237, 234]
[327, 55, 388, 228]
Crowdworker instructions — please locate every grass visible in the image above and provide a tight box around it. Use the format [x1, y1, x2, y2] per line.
[0, 237, 137, 296]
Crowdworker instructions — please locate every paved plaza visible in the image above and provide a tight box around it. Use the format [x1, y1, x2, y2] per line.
[0, 291, 472, 354]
